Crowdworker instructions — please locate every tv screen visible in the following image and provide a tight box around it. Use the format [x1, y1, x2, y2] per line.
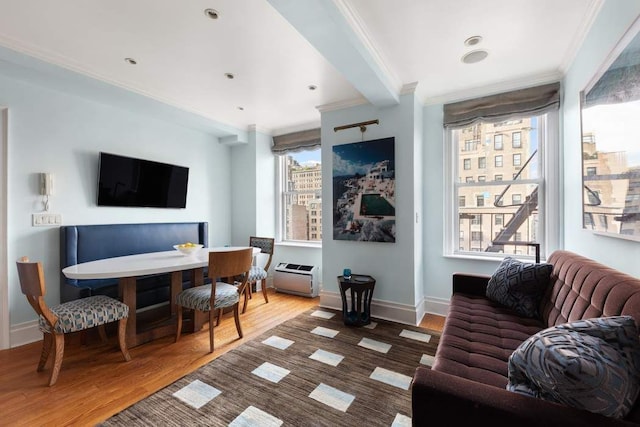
[97, 152, 189, 208]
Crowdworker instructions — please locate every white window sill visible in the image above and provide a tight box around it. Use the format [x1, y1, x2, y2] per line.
[443, 253, 539, 263]
[276, 241, 322, 249]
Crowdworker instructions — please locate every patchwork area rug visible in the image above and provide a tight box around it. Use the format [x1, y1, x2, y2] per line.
[102, 308, 439, 426]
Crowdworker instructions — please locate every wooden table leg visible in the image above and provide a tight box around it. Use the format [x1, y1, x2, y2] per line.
[190, 267, 207, 331]
[170, 271, 182, 316]
[119, 276, 137, 347]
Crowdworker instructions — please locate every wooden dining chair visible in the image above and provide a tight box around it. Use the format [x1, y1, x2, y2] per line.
[175, 248, 253, 352]
[242, 236, 275, 313]
[16, 257, 131, 386]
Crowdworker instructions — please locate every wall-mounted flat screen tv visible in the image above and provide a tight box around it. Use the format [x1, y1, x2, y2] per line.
[97, 152, 189, 208]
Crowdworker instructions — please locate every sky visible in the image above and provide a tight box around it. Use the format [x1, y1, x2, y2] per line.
[291, 148, 320, 166]
[581, 101, 640, 166]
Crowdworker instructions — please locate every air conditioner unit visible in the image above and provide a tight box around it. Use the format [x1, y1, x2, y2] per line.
[274, 263, 319, 298]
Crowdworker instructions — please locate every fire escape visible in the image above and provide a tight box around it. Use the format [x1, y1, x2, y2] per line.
[484, 150, 540, 262]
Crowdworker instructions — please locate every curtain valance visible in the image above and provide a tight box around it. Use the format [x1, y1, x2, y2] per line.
[443, 82, 560, 128]
[271, 128, 321, 154]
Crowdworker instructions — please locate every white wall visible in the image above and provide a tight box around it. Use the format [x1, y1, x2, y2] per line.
[562, 0, 640, 275]
[320, 91, 422, 323]
[230, 129, 275, 246]
[422, 105, 500, 314]
[2, 73, 233, 336]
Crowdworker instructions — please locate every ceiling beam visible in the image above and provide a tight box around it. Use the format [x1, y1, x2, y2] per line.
[268, 0, 400, 107]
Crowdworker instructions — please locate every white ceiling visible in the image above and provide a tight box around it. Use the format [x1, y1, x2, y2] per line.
[0, 0, 601, 137]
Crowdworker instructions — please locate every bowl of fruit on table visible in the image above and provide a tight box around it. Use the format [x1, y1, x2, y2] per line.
[173, 242, 203, 256]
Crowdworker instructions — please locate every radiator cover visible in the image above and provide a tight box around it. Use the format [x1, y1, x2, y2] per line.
[274, 263, 319, 298]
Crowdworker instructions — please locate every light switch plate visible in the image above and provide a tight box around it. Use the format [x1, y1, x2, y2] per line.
[32, 213, 62, 227]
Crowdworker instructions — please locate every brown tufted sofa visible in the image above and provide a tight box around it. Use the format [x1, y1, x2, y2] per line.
[412, 250, 640, 426]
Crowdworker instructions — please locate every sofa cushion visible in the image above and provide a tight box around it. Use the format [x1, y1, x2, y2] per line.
[507, 316, 640, 419]
[432, 293, 545, 388]
[486, 257, 552, 318]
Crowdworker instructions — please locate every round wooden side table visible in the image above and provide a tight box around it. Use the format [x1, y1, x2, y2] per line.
[337, 274, 376, 326]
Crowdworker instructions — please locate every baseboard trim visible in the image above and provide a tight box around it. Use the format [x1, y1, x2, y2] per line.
[422, 296, 450, 318]
[319, 291, 450, 326]
[319, 291, 431, 326]
[10, 319, 41, 348]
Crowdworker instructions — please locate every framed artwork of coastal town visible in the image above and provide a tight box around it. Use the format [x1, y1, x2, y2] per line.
[332, 137, 396, 242]
[580, 15, 640, 242]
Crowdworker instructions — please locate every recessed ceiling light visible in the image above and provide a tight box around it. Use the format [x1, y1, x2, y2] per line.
[225, 72, 235, 79]
[461, 50, 489, 64]
[464, 36, 483, 47]
[124, 58, 137, 65]
[204, 8, 219, 19]
[308, 85, 317, 91]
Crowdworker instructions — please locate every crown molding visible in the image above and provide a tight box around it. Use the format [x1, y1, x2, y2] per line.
[316, 96, 369, 113]
[400, 82, 419, 95]
[333, 0, 402, 94]
[422, 71, 563, 106]
[559, 0, 605, 74]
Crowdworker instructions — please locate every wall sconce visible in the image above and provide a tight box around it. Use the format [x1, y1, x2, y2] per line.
[40, 172, 53, 211]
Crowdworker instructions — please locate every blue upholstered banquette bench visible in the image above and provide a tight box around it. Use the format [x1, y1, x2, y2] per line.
[60, 222, 208, 308]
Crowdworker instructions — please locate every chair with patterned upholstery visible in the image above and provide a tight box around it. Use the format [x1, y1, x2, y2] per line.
[242, 236, 275, 313]
[16, 256, 131, 386]
[175, 248, 253, 352]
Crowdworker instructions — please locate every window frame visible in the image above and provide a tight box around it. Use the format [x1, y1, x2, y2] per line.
[444, 111, 561, 261]
[275, 151, 323, 247]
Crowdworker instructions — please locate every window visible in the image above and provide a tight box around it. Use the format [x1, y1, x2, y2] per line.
[494, 134, 503, 150]
[599, 215, 608, 228]
[513, 153, 522, 166]
[464, 140, 478, 151]
[586, 166, 597, 176]
[446, 107, 559, 259]
[512, 132, 522, 148]
[445, 84, 559, 258]
[459, 196, 466, 207]
[465, 176, 474, 183]
[463, 158, 471, 170]
[277, 147, 322, 243]
[478, 157, 486, 169]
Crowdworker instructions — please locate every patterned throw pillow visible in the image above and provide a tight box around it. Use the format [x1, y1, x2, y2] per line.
[486, 257, 552, 318]
[507, 316, 640, 419]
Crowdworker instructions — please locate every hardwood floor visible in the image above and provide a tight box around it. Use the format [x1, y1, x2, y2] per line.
[0, 290, 445, 426]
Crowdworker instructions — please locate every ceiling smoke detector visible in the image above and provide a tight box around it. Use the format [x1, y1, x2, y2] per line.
[308, 85, 317, 91]
[461, 50, 489, 64]
[124, 57, 137, 65]
[464, 36, 483, 47]
[204, 8, 219, 20]
[224, 72, 235, 79]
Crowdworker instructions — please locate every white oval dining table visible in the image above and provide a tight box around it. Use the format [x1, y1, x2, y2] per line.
[61, 246, 260, 347]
